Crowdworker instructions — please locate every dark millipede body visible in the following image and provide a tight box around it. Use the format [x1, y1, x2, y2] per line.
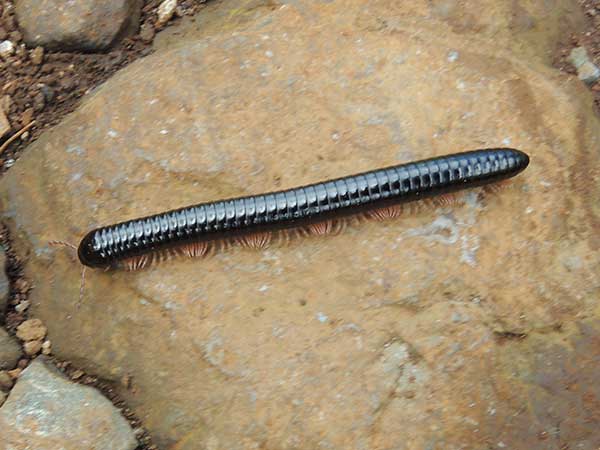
[77, 148, 529, 269]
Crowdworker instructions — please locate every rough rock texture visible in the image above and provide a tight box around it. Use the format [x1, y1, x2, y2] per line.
[0, 246, 8, 317]
[14, 0, 142, 51]
[0, 328, 21, 370]
[16, 318, 47, 342]
[1, 0, 600, 449]
[0, 358, 137, 450]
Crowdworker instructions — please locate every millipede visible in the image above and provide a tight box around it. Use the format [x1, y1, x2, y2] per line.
[75, 148, 529, 271]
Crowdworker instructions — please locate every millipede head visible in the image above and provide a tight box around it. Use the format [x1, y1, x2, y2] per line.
[77, 231, 111, 269]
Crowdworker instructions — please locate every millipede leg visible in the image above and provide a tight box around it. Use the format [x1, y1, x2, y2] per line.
[181, 241, 209, 258]
[237, 232, 272, 249]
[367, 205, 403, 221]
[123, 254, 150, 271]
[307, 220, 332, 236]
[433, 193, 460, 208]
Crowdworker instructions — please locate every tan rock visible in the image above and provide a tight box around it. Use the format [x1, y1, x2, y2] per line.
[7, 368, 21, 380]
[0, 107, 9, 140]
[16, 319, 47, 342]
[0, 0, 599, 448]
[30, 46, 44, 65]
[23, 339, 43, 356]
[41, 340, 52, 355]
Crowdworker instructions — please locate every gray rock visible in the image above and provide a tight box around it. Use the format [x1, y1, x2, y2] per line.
[0, 40, 14, 58]
[0, 328, 21, 370]
[569, 46, 600, 85]
[14, 0, 142, 51]
[0, 358, 137, 450]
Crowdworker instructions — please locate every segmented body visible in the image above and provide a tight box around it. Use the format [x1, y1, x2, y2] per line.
[77, 148, 529, 269]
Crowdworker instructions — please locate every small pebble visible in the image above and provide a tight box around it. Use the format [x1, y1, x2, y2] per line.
[71, 369, 84, 380]
[157, 0, 177, 26]
[0, 95, 11, 114]
[9, 30, 22, 43]
[0, 107, 10, 139]
[139, 23, 155, 43]
[20, 131, 29, 141]
[568, 46, 600, 86]
[7, 368, 22, 379]
[15, 300, 30, 314]
[30, 46, 44, 65]
[16, 319, 47, 342]
[33, 92, 45, 112]
[0, 40, 15, 58]
[40, 84, 55, 103]
[41, 340, 52, 355]
[24, 340, 43, 356]
[0, 370, 13, 390]
[21, 108, 34, 126]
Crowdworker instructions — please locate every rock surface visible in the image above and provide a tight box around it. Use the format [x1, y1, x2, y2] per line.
[0, 328, 21, 370]
[14, 0, 142, 51]
[1, 0, 600, 449]
[0, 246, 8, 316]
[0, 358, 137, 450]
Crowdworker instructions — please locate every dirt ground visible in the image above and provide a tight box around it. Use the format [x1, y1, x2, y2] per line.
[0, 0, 207, 174]
[553, 0, 600, 113]
[0, 0, 599, 449]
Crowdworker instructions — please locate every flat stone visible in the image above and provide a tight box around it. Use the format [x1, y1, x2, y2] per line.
[0, 358, 137, 450]
[0, 0, 599, 448]
[0, 328, 21, 370]
[14, 0, 142, 51]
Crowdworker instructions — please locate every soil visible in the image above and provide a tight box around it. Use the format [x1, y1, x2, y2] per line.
[553, 0, 600, 114]
[0, 0, 207, 174]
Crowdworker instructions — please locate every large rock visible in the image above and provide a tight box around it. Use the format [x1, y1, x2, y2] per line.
[0, 358, 137, 450]
[1, 0, 599, 448]
[0, 246, 8, 318]
[14, 0, 142, 51]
